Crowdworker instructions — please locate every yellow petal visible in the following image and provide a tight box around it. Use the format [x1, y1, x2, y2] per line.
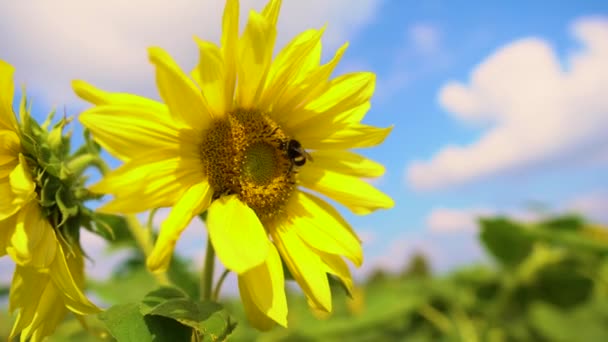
[261, 0, 282, 27]
[272, 225, 332, 312]
[148, 47, 213, 131]
[288, 191, 363, 266]
[11, 154, 35, 194]
[79, 104, 189, 162]
[309, 149, 385, 178]
[236, 10, 276, 108]
[0, 212, 17, 257]
[11, 248, 94, 341]
[307, 72, 375, 113]
[318, 251, 354, 295]
[274, 42, 348, 127]
[1, 155, 35, 220]
[238, 242, 287, 329]
[92, 153, 204, 214]
[207, 194, 268, 274]
[72, 80, 168, 114]
[289, 72, 375, 129]
[27, 302, 67, 342]
[238, 276, 276, 331]
[50, 240, 100, 315]
[0, 161, 17, 179]
[299, 165, 394, 215]
[0, 179, 19, 220]
[8, 266, 53, 340]
[261, 28, 324, 113]
[221, 0, 239, 108]
[300, 124, 393, 150]
[7, 202, 57, 268]
[9, 265, 46, 314]
[288, 102, 370, 143]
[147, 181, 213, 272]
[0, 130, 20, 165]
[19, 278, 66, 342]
[193, 39, 227, 117]
[0, 59, 18, 132]
[90, 148, 202, 201]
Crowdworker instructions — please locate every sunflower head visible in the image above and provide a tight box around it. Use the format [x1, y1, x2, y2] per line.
[1, 59, 100, 341]
[12, 93, 112, 247]
[74, 0, 394, 331]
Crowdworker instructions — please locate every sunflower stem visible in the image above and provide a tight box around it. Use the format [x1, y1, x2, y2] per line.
[201, 236, 215, 301]
[212, 269, 230, 301]
[125, 215, 170, 286]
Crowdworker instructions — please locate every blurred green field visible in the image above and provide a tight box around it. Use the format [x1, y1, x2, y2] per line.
[2, 214, 608, 341]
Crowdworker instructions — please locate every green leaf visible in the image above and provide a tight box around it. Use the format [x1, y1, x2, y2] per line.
[167, 256, 200, 299]
[140, 287, 188, 310]
[479, 217, 534, 267]
[539, 215, 585, 232]
[141, 289, 235, 340]
[528, 227, 608, 255]
[99, 303, 192, 342]
[529, 302, 608, 341]
[533, 260, 593, 308]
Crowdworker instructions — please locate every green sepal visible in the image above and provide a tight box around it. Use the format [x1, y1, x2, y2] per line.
[55, 186, 79, 228]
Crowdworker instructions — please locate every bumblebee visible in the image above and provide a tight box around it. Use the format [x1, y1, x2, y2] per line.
[285, 139, 312, 167]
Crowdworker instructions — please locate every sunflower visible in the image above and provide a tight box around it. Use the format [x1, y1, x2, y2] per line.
[74, 0, 393, 329]
[0, 59, 99, 341]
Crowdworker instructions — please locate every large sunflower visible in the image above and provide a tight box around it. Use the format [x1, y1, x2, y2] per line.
[74, 0, 393, 329]
[0, 60, 99, 341]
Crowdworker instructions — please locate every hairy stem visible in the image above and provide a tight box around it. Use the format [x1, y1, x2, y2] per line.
[201, 237, 216, 301]
[125, 215, 170, 286]
[213, 269, 231, 301]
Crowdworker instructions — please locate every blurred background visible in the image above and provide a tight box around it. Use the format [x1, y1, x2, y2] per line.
[1, 0, 607, 340]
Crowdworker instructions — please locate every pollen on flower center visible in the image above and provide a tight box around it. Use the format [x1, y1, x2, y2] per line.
[200, 108, 296, 219]
[243, 142, 276, 185]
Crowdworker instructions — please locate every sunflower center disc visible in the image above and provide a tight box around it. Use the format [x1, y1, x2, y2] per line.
[200, 109, 296, 219]
[243, 142, 276, 185]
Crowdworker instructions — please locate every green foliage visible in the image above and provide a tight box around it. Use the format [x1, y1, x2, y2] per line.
[98, 287, 235, 342]
[401, 252, 432, 278]
[3, 213, 607, 341]
[99, 303, 192, 341]
[141, 288, 236, 340]
[224, 215, 608, 341]
[479, 217, 534, 267]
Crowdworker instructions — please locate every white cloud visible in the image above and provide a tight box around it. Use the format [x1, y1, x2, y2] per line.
[425, 205, 549, 234]
[375, 23, 444, 103]
[358, 229, 488, 277]
[0, 258, 14, 285]
[407, 17, 608, 191]
[0, 0, 381, 107]
[566, 191, 608, 223]
[425, 189, 608, 237]
[427, 207, 493, 233]
[357, 229, 377, 245]
[357, 235, 439, 278]
[408, 23, 442, 55]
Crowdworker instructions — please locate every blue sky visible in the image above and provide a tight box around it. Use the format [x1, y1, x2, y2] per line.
[340, 0, 608, 273]
[1, 0, 607, 285]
